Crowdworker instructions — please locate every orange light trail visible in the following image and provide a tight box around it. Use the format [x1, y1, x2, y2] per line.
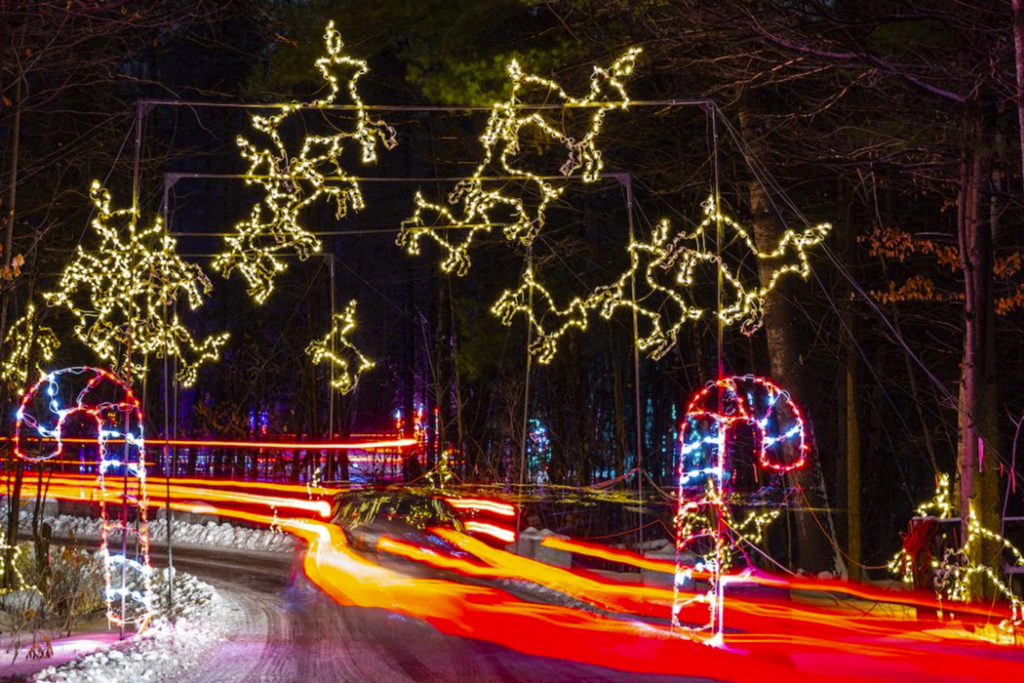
[1, 474, 333, 518]
[7, 463, 1023, 677]
[463, 520, 517, 543]
[541, 534, 677, 574]
[444, 496, 517, 517]
[542, 535, 1019, 624]
[26, 471, 343, 498]
[292, 519, 1024, 681]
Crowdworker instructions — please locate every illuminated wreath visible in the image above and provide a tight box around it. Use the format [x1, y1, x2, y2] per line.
[15, 367, 153, 630]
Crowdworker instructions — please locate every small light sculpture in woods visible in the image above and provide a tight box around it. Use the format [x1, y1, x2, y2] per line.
[397, 48, 641, 276]
[43, 181, 227, 387]
[673, 375, 809, 646]
[1, 303, 59, 385]
[14, 367, 153, 630]
[890, 474, 1023, 638]
[216, 20, 397, 304]
[306, 299, 374, 394]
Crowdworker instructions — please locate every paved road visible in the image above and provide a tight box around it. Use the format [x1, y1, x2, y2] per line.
[152, 544, 710, 683]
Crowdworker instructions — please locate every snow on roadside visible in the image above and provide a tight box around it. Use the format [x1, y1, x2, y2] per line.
[32, 569, 229, 683]
[0, 508, 292, 679]
[14, 512, 295, 553]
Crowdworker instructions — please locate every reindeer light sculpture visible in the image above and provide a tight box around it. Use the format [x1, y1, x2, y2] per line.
[495, 198, 832, 365]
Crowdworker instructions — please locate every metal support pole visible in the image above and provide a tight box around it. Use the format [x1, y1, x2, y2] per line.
[328, 255, 336, 474]
[711, 102, 726, 642]
[624, 175, 645, 549]
[119, 345, 131, 640]
[711, 112, 724, 379]
[514, 249, 533, 550]
[519, 248, 533, 490]
[160, 146, 176, 620]
[119, 100, 146, 639]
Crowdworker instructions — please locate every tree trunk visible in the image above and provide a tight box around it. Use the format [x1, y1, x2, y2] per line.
[612, 344, 628, 481]
[1, 74, 23, 588]
[2, 462, 24, 589]
[402, 262, 416, 481]
[956, 112, 1001, 597]
[739, 107, 837, 575]
[835, 179, 862, 580]
[432, 272, 447, 473]
[0, 72, 20, 356]
[836, 260, 862, 578]
[843, 328, 862, 580]
[446, 279, 466, 476]
[1012, 0, 1024, 196]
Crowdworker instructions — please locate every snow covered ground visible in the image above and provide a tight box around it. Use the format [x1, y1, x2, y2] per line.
[32, 569, 232, 683]
[0, 508, 293, 681]
[14, 510, 295, 554]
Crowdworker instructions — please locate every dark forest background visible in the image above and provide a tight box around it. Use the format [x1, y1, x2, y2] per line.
[2, 0, 1024, 576]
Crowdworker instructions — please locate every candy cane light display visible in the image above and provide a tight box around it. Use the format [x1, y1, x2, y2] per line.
[673, 375, 809, 646]
[14, 367, 153, 630]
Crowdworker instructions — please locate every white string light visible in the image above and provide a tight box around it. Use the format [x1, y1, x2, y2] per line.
[1, 303, 59, 385]
[306, 299, 374, 395]
[215, 21, 397, 304]
[890, 474, 1023, 638]
[397, 48, 641, 276]
[43, 182, 227, 387]
[495, 198, 831, 364]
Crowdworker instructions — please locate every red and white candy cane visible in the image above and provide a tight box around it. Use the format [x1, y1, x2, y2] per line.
[672, 375, 809, 646]
[15, 366, 152, 630]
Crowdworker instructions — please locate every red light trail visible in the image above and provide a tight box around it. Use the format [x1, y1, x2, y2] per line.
[290, 519, 1024, 681]
[7, 471, 1023, 678]
[443, 496, 517, 517]
[3, 473, 334, 518]
[2, 435, 418, 450]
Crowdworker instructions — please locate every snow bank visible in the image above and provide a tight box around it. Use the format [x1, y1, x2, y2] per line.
[144, 518, 295, 553]
[14, 512, 295, 554]
[33, 569, 226, 683]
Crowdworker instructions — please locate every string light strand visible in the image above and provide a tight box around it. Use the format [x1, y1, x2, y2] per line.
[397, 48, 641, 276]
[43, 182, 227, 387]
[215, 21, 397, 303]
[306, 299, 375, 394]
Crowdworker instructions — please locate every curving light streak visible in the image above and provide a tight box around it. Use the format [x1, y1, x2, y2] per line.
[2, 435, 416, 451]
[12, 470, 341, 498]
[6, 472, 332, 519]
[443, 496, 516, 518]
[381, 529, 967, 645]
[294, 520, 1024, 680]
[16, 470, 1023, 676]
[540, 534, 678, 576]
[13, 474, 1020, 632]
[462, 520, 517, 544]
